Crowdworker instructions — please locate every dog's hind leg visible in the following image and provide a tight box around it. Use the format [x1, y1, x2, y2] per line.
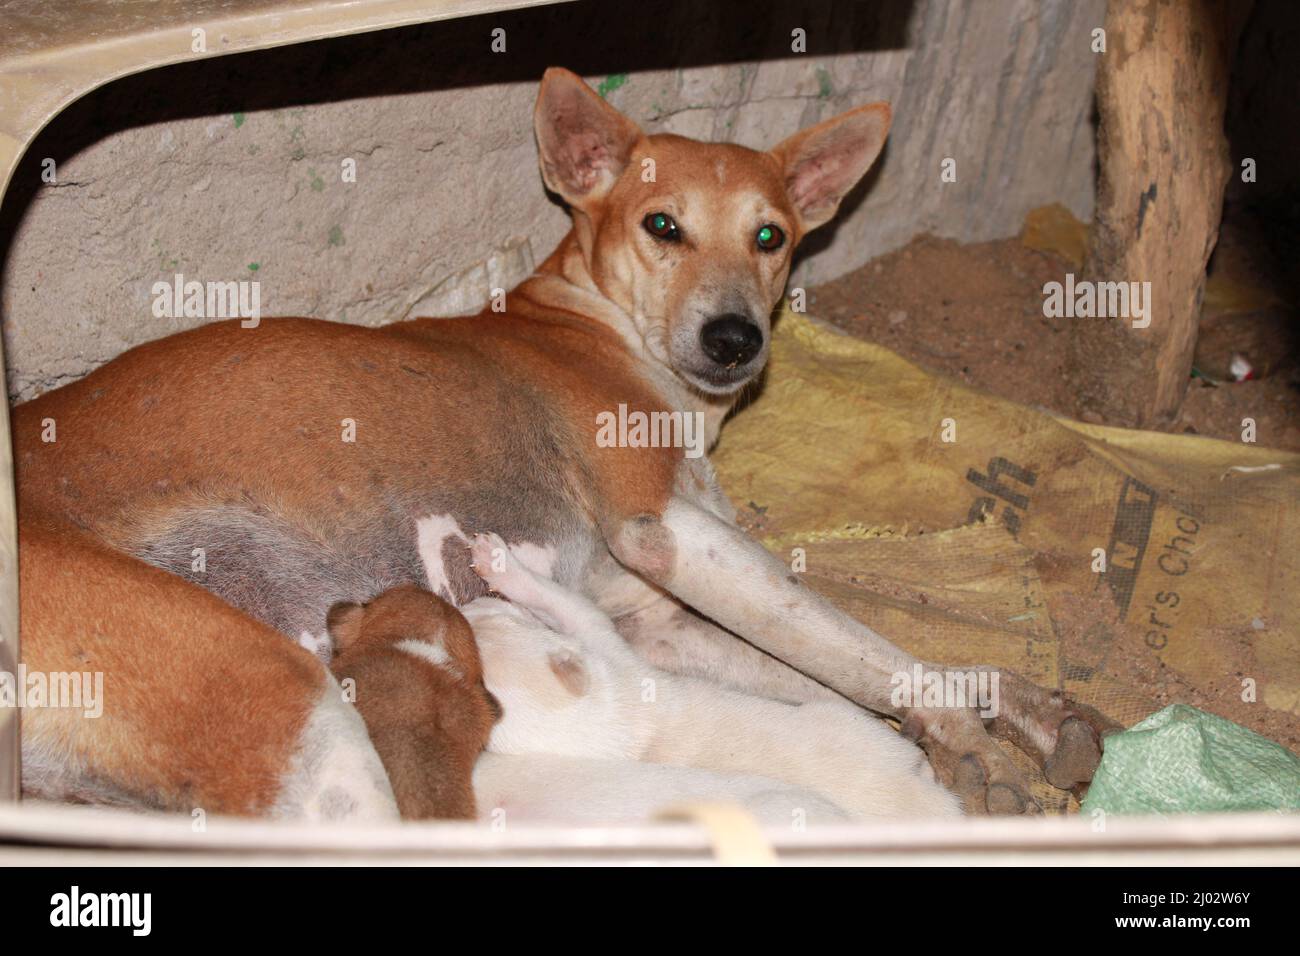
[19, 516, 397, 821]
[612, 596, 842, 705]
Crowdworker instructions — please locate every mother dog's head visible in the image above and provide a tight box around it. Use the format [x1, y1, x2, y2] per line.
[534, 67, 890, 396]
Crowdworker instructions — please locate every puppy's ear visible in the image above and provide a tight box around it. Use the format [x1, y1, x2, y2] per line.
[769, 101, 891, 233]
[325, 601, 365, 654]
[546, 648, 590, 698]
[534, 67, 642, 209]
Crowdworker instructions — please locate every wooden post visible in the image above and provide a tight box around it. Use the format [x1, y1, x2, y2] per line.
[0, 396, 12, 801]
[1069, 0, 1251, 427]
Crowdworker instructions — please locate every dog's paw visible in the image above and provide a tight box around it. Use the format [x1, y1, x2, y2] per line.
[902, 709, 1043, 816]
[986, 671, 1123, 794]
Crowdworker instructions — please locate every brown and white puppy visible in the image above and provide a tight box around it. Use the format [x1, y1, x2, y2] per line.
[14, 68, 1112, 816]
[326, 585, 499, 820]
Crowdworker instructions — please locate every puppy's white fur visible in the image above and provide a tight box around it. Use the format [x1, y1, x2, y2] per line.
[465, 533, 961, 821]
[474, 753, 851, 826]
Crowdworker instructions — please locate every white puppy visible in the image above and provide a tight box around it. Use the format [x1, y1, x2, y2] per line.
[465, 533, 961, 822]
[473, 753, 852, 827]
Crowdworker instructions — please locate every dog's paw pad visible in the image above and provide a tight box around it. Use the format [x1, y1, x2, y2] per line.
[986, 782, 1035, 815]
[934, 745, 1042, 816]
[1043, 716, 1104, 791]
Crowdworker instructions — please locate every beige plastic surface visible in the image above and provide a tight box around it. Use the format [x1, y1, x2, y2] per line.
[4, 801, 1300, 865]
[0, 0, 570, 801]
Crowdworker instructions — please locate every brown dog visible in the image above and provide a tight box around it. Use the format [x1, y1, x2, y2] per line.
[326, 585, 499, 820]
[14, 67, 1111, 815]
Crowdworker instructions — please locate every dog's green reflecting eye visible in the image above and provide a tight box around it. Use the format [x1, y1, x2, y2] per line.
[643, 212, 680, 242]
[756, 224, 785, 251]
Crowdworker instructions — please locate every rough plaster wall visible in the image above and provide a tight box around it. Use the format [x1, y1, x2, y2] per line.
[0, 0, 1102, 403]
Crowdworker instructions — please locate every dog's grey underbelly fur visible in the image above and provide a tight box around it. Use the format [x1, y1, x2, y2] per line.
[126, 486, 596, 640]
[128, 498, 427, 639]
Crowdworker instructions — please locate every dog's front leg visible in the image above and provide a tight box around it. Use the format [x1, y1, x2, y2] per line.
[609, 497, 923, 705]
[605, 497, 1106, 814]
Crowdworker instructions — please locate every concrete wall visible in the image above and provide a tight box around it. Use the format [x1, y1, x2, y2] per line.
[0, 0, 1103, 402]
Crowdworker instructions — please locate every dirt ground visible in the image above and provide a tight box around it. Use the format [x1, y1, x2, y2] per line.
[805, 213, 1300, 755]
[808, 214, 1300, 453]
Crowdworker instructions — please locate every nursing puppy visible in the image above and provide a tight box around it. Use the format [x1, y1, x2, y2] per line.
[466, 533, 961, 821]
[326, 585, 499, 819]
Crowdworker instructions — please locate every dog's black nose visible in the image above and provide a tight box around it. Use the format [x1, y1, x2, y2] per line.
[700, 315, 763, 367]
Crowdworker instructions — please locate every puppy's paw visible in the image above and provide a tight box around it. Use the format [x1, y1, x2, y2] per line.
[469, 531, 521, 590]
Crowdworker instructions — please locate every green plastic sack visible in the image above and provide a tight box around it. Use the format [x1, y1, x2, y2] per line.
[1081, 704, 1300, 815]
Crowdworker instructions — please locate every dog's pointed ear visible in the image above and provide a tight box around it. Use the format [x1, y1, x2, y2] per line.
[769, 101, 891, 233]
[326, 601, 365, 653]
[534, 67, 642, 209]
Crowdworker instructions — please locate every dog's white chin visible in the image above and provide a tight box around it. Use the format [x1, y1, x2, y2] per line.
[676, 353, 764, 395]
[678, 364, 762, 398]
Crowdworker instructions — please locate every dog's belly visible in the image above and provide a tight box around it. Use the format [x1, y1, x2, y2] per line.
[119, 490, 599, 641]
[122, 493, 425, 640]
